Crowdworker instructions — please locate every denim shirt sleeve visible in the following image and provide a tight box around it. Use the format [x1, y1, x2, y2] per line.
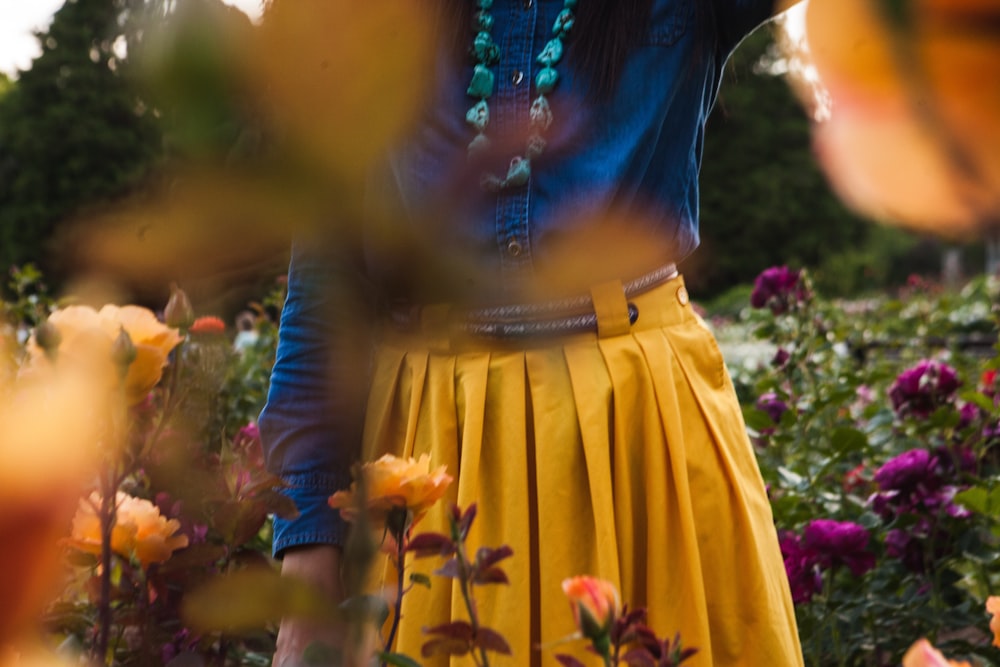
[258, 235, 374, 557]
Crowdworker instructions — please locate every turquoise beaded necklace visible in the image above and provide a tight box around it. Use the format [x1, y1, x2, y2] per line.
[465, 0, 578, 192]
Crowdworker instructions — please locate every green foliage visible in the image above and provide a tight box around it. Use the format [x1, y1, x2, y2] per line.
[0, 0, 161, 276]
[732, 270, 1000, 665]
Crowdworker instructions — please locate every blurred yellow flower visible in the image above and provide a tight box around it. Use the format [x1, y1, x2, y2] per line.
[987, 596, 1000, 648]
[26, 304, 183, 405]
[561, 575, 621, 641]
[902, 639, 972, 667]
[328, 454, 452, 527]
[68, 491, 189, 568]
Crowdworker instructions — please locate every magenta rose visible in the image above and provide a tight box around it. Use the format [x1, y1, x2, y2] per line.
[802, 519, 876, 577]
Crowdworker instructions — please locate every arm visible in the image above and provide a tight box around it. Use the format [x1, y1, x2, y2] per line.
[259, 229, 375, 663]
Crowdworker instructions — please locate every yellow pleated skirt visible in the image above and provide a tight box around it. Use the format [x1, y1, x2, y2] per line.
[360, 275, 803, 667]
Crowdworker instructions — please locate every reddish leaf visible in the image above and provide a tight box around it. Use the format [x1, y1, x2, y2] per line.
[472, 566, 509, 585]
[254, 488, 300, 520]
[424, 621, 474, 641]
[555, 654, 589, 667]
[474, 544, 513, 569]
[433, 557, 462, 580]
[421, 636, 471, 658]
[406, 532, 455, 558]
[472, 626, 511, 655]
[620, 648, 658, 667]
[421, 621, 475, 658]
[231, 504, 269, 547]
[457, 503, 477, 539]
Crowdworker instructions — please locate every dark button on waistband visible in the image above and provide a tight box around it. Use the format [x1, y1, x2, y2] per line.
[506, 238, 523, 256]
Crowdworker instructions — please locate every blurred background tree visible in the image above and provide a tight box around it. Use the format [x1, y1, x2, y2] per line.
[688, 27, 976, 299]
[0, 0, 162, 281]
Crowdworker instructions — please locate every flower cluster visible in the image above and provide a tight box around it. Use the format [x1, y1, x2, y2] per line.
[67, 491, 190, 568]
[778, 519, 875, 604]
[750, 266, 810, 315]
[869, 447, 971, 573]
[888, 360, 961, 419]
[329, 453, 453, 529]
[25, 304, 183, 406]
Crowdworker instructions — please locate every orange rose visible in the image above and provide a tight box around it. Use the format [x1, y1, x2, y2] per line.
[26, 304, 183, 405]
[803, 0, 1000, 236]
[561, 575, 621, 642]
[67, 491, 189, 568]
[328, 454, 453, 528]
[987, 596, 1000, 648]
[903, 639, 972, 667]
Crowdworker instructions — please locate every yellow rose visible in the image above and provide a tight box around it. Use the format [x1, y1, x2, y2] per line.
[561, 575, 621, 642]
[902, 639, 973, 667]
[67, 491, 189, 568]
[26, 304, 183, 405]
[328, 454, 453, 528]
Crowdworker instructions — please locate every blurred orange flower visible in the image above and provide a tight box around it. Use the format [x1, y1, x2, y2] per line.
[902, 639, 973, 667]
[328, 454, 452, 528]
[561, 575, 621, 641]
[68, 491, 189, 568]
[803, 0, 1000, 236]
[25, 304, 183, 405]
[987, 596, 1000, 648]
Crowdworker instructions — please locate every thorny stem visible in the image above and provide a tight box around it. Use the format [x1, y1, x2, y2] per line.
[382, 529, 408, 660]
[455, 535, 490, 667]
[97, 471, 116, 665]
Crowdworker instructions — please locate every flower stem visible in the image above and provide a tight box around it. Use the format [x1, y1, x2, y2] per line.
[96, 473, 115, 665]
[382, 530, 407, 659]
[456, 540, 490, 667]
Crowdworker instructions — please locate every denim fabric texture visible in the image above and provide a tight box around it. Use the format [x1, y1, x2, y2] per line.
[259, 0, 776, 557]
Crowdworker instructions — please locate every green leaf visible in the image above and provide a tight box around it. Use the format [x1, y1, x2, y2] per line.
[409, 572, 432, 589]
[339, 594, 390, 627]
[181, 568, 337, 633]
[743, 408, 776, 432]
[378, 652, 423, 667]
[830, 427, 868, 453]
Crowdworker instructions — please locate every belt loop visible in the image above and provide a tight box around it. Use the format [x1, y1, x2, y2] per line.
[590, 280, 632, 338]
[420, 304, 453, 351]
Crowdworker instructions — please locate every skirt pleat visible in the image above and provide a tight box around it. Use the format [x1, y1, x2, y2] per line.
[360, 277, 803, 667]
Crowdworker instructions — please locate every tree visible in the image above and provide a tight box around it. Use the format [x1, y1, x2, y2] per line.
[0, 0, 161, 277]
[688, 27, 932, 298]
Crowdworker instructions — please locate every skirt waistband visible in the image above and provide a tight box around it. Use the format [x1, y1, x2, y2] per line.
[388, 262, 684, 340]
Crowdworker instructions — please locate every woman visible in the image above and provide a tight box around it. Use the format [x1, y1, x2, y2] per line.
[260, 0, 804, 664]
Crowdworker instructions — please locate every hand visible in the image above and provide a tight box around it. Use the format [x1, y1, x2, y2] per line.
[272, 545, 345, 667]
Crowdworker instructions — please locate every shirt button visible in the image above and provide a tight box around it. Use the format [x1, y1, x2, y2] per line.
[523, 0, 532, 7]
[506, 238, 523, 256]
[512, 70, 524, 85]
[676, 286, 689, 306]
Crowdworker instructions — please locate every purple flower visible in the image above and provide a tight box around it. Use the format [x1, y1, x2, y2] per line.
[750, 266, 809, 315]
[888, 360, 961, 419]
[779, 531, 822, 604]
[802, 519, 876, 577]
[756, 392, 789, 427]
[885, 529, 926, 574]
[874, 449, 937, 493]
[957, 402, 981, 430]
[771, 347, 791, 368]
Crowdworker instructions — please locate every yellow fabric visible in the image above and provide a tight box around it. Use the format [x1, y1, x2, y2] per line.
[361, 276, 804, 667]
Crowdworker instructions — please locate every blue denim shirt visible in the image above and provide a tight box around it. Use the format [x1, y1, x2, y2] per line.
[260, 0, 778, 556]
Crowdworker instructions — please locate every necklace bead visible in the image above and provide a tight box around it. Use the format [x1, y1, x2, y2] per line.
[465, 0, 578, 191]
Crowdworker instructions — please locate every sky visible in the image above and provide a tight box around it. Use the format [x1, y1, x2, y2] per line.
[0, 0, 264, 78]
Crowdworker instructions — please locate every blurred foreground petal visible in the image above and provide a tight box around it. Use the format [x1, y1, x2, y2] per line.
[804, 0, 1000, 236]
